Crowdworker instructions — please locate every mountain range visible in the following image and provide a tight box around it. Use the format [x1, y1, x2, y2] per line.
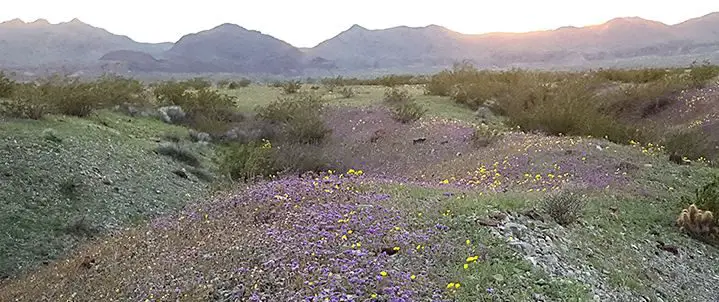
[2, 12, 719, 77]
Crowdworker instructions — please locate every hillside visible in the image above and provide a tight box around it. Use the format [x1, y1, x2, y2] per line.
[2, 68, 719, 300]
[3, 12, 719, 75]
[0, 18, 171, 68]
[162, 23, 306, 75]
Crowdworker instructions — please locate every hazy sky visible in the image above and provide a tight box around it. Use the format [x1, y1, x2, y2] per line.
[2, 0, 718, 47]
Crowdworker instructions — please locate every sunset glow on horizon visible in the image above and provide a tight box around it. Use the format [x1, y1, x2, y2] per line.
[2, 0, 718, 47]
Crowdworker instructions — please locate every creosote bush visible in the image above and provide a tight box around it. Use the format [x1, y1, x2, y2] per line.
[339, 87, 355, 98]
[282, 80, 302, 94]
[384, 88, 426, 123]
[153, 80, 241, 135]
[0, 71, 15, 98]
[216, 140, 277, 182]
[256, 93, 331, 144]
[682, 175, 719, 216]
[391, 101, 427, 124]
[383, 87, 413, 105]
[689, 60, 719, 88]
[540, 190, 587, 226]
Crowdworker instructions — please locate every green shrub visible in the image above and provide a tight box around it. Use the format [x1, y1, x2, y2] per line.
[541, 190, 587, 226]
[391, 101, 427, 124]
[282, 80, 302, 94]
[184, 77, 212, 90]
[154, 82, 240, 134]
[321, 76, 345, 92]
[595, 68, 669, 84]
[216, 140, 277, 182]
[155, 142, 202, 167]
[339, 87, 355, 98]
[94, 75, 147, 107]
[37, 78, 99, 117]
[228, 78, 252, 89]
[689, 60, 719, 88]
[1, 84, 48, 119]
[0, 71, 15, 98]
[682, 175, 719, 216]
[383, 88, 413, 105]
[663, 127, 714, 161]
[257, 93, 331, 144]
[154, 81, 189, 105]
[217, 79, 230, 88]
[271, 143, 334, 174]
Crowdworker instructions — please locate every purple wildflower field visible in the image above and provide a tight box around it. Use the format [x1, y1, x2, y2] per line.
[1, 170, 502, 301]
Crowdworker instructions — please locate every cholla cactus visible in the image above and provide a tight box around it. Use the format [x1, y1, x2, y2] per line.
[677, 204, 717, 236]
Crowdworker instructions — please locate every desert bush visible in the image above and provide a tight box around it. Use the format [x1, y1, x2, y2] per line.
[376, 74, 416, 87]
[0, 71, 15, 98]
[663, 127, 714, 161]
[37, 78, 99, 117]
[282, 80, 302, 94]
[154, 81, 190, 105]
[501, 77, 641, 143]
[1, 84, 48, 119]
[321, 76, 345, 92]
[471, 124, 504, 147]
[94, 75, 148, 107]
[682, 175, 719, 216]
[231, 78, 252, 89]
[154, 82, 240, 133]
[383, 87, 413, 104]
[540, 190, 587, 226]
[217, 79, 230, 88]
[339, 87, 355, 98]
[390, 101, 427, 123]
[216, 140, 277, 182]
[689, 60, 719, 88]
[272, 142, 335, 174]
[184, 77, 212, 90]
[257, 93, 331, 144]
[595, 68, 669, 84]
[155, 142, 202, 167]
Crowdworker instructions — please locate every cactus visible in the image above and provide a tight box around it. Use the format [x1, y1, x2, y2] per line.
[677, 204, 717, 236]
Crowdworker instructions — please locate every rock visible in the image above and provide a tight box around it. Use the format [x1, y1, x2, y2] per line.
[412, 137, 427, 144]
[189, 129, 211, 143]
[508, 240, 535, 255]
[102, 179, 113, 185]
[158, 106, 186, 124]
[503, 222, 528, 238]
[173, 169, 189, 179]
[477, 218, 500, 227]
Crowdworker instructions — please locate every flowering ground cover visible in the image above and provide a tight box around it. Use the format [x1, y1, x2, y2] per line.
[0, 170, 591, 301]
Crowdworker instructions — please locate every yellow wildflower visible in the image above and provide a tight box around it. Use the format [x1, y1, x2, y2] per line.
[447, 282, 455, 289]
[380, 271, 388, 277]
[411, 274, 417, 280]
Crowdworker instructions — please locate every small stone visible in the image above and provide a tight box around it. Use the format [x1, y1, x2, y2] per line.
[102, 179, 113, 185]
